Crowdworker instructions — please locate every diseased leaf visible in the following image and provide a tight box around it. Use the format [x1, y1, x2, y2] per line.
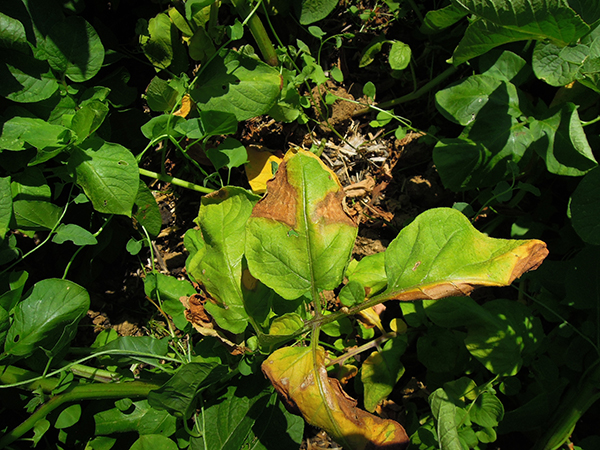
[262, 346, 409, 450]
[94, 400, 176, 436]
[246, 150, 358, 300]
[244, 145, 283, 194]
[374, 208, 548, 302]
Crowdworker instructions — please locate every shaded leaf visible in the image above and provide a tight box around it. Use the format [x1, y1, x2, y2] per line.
[44, 16, 104, 82]
[262, 346, 409, 450]
[429, 388, 461, 450]
[296, 0, 339, 24]
[246, 150, 358, 300]
[0, 50, 59, 103]
[52, 223, 98, 245]
[140, 13, 173, 70]
[94, 400, 176, 436]
[571, 168, 600, 244]
[361, 335, 407, 412]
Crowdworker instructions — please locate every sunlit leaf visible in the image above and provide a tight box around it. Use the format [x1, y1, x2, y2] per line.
[262, 346, 410, 449]
[246, 150, 358, 300]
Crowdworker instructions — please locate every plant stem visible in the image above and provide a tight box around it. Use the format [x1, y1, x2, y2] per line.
[352, 65, 459, 117]
[533, 360, 600, 450]
[0, 378, 161, 449]
[231, 0, 278, 66]
[139, 168, 215, 193]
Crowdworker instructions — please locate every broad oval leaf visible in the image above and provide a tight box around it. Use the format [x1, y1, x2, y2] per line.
[44, 16, 105, 82]
[4, 278, 90, 358]
[191, 49, 282, 122]
[245, 150, 358, 300]
[262, 346, 409, 449]
[69, 137, 139, 216]
[375, 208, 547, 302]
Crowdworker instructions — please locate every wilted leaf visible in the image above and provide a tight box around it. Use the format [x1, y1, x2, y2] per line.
[262, 346, 409, 450]
[246, 150, 358, 300]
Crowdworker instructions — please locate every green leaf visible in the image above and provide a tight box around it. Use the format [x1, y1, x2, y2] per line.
[417, 327, 466, 373]
[0, 12, 29, 52]
[140, 13, 173, 70]
[186, 187, 260, 334]
[424, 297, 544, 376]
[0, 176, 12, 239]
[359, 36, 387, 68]
[55, 404, 81, 429]
[148, 362, 226, 420]
[0, 116, 73, 164]
[130, 435, 178, 450]
[191, 49, 282, 122]
[469, 392, 504, 428]
[346, 252, 387, 297]
[146, 76, 180, 112]
[4, 279, 89, 358]
[133, 181, 162, 237]
[339, 281, 365, 307]
[12, 200, 62, 230]
[296, 0, 339, 24]
[70, 100, 109, 142]
[144, 272, 195, 331]
[191, 381, 271, 450]
[435, 75, 503, 126]
[94, 336, 169, 366]
[52, 223, 98, 245]
[429, 388, 462, 450]
[452, 0, 590, 64]
[189, 27, 216, 63]
[0, 50, 59, 103]
[361, 335, 407, 412]
[375, 208, 548, 303]
[532, 41, 587, 86]
[531, 103, 597, 176]
[44, 16, 104, 82]
[571, 168, 600, 244]
[70, 137, 139, 216]
[205, 137, 248, 171]
[94, 400, 176, 436]
[141, 115, 186, 140]
[246, 150, 358, 299]
[268, 313, 304, 335]
[389, 41, 411, 71]
[420, 3, 469, 34]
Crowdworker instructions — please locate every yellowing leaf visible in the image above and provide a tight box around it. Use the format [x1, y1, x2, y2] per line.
[244, 145, 283, 194]
[173, 94, 193, 117]
[262, 346, 409, 450]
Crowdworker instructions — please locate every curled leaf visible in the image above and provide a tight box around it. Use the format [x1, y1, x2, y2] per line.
[262, 346, 409, 450]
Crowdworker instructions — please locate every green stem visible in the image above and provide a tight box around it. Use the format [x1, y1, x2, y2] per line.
[0, 379, 161, 449]
[139, 168, 215, 193]
[353, 65, 459, 117]
[231, 0, 278, 66]
[533, 361, 600, 450]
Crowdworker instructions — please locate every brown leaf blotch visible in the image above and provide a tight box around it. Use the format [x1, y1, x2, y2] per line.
[313, 190, 357, 228]
[250, 159, 297, 228]
[508, 240, 548, 284]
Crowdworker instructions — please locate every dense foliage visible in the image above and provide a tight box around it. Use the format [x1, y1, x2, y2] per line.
[1, 1, 599, 449]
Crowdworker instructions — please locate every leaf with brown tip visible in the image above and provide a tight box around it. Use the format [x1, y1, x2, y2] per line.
[262, 346, 409, 450]
[373, 208, 548, 303]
